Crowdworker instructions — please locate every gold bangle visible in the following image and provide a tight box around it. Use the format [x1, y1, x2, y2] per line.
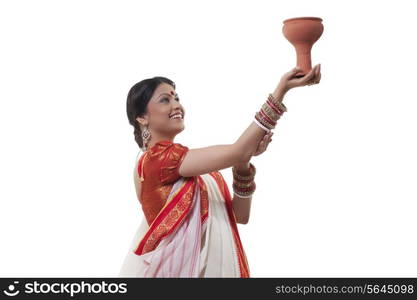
[233, 180, 254, 188]
[268, 93, 287, 112]
[255, 111, 275, 130]
[262, 103, 281, 121]
[232, 162, 256, 180]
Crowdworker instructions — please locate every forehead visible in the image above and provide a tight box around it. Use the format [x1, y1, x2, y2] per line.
[153, 83, 176, 99]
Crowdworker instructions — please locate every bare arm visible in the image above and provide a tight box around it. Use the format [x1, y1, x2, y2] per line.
[178, 87, 286, 178]
[178, 123, 265, 177]
[233, 194, 252, 224]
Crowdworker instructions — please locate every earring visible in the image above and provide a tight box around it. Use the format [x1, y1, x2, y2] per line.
[141, 125, 151, 150]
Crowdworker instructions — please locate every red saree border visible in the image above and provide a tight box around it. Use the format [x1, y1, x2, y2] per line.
[197, 175, 209, 223]
[134, 178, 196, 255]
[209, 172, 251, 278]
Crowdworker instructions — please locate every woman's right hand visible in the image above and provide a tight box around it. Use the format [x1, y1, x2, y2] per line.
[276, 64, 321, 93]
[252, 131, 273, 156]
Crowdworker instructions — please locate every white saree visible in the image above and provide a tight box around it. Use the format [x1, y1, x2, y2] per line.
[118, 173, 244, 278]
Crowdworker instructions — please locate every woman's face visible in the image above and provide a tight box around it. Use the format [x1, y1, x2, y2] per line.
[137, 83, 185, 141]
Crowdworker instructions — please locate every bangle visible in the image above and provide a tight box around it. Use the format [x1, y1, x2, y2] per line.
[234, 191, 254, 198]
[232, 163, 256, 181]
[233, 182, 256, 197]
[268, 93, 287, 112]
[232, 163, 256, 198]
[253, 117, 271, 132]
[233, 180, 253, 188]
[253, 93, 288, 132]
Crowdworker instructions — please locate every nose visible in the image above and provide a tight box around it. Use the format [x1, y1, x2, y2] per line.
[171, 100, 184, 117]
[172, 99, 182, 109]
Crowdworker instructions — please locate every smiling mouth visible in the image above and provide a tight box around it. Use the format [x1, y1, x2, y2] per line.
[169, 113, 184, 120]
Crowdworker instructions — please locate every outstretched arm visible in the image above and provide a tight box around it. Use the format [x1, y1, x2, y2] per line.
[179, 63, 321, 178]
[178, 88, 286, 178]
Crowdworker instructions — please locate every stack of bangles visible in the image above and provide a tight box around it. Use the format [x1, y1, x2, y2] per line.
[232, 162, 256, 198]
[253, 93, 287, 132]
[232, 93, 287, 198]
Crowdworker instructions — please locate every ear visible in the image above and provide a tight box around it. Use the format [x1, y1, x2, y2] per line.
[136, 115, 148, 127]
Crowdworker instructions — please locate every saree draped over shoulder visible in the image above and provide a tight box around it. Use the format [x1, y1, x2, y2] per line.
[119, 141, 250, 277]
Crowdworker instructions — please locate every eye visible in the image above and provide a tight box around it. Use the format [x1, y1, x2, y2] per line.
[161, 96, 180, 103]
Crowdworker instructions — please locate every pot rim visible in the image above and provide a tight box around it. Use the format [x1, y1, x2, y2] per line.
[283, 17, 323, 24]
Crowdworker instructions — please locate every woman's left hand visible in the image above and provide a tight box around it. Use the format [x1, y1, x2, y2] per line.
[253, 131, 273, 156]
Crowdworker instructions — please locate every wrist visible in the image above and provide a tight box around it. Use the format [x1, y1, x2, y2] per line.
[272, 85, 288, 102]
[233, 162, 251, 175]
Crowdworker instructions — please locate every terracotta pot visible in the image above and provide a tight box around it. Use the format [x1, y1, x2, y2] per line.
[282, 17, 323, 77]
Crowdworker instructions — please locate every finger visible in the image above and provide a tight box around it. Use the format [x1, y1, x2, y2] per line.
[308, 67, 320, 85]
[258, 140, 265, 148]
[291, 66, 302, 74]
[306, 67, 316, 79]
[316, 72, 321, 83]
[315, 65, 319, 77]
[299, 69, 315, 84]
[311, 71, 321, 85]
[263, 132, 272, 143]
[285, 66, 302, 79]
[314, 65, 320, 82]
[311, 65, 319, 79]
[316, 64, 321, 82]
[264, 139, 271, 150]
[259, 142, 265, 151]
[265, 136, 272, 144]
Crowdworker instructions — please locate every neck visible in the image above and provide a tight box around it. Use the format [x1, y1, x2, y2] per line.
[146, 135, 175, 149]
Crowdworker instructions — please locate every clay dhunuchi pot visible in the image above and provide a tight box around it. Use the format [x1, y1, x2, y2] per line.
[282, 17, 323, 77]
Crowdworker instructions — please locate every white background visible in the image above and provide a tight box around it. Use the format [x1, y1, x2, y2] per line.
[1, 0, 416, 277]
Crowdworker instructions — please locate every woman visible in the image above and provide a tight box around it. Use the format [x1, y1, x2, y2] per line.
[119, 64, 321, 278]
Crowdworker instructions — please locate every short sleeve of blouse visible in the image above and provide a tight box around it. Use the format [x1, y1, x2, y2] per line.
[158, 142, 189, 184]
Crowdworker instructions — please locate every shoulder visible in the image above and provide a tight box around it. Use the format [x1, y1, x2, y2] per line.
[144, 141, 190, 184]
[149, 140, 189, 155]
[147, 140, 189, 163]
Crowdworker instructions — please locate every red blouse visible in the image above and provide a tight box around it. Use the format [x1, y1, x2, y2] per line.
[137, 140, 190, 226]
